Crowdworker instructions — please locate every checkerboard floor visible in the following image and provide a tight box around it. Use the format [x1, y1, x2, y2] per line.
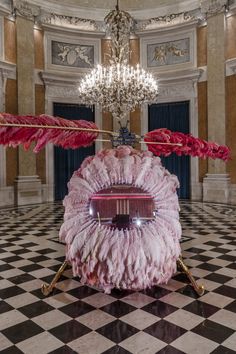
[0, 201, 235, 354]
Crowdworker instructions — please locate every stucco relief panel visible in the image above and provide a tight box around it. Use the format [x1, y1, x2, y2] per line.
[141, 27, 196, 72]
[44, 32, 100, 73]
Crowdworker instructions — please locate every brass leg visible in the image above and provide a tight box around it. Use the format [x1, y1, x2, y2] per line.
[177, 257, 205, 296]
[41, 260, 68, 296]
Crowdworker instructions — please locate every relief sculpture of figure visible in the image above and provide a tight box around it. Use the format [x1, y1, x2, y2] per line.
[152, 45, 167, 64]
[75, 46, 92, 66]
[168, 44, 187, 57]
[57, 44, 92, 66]
[57, 44, 70, 62]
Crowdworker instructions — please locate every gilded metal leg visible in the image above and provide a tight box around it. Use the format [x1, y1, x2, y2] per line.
[177, 257, 205, 296]
[41, 260, 68, 296]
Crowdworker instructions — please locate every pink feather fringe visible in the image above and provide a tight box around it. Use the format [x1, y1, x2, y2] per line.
[0, 113, 98, 152]
[59, 146, 182, 293]
[145, 128, 230, 161]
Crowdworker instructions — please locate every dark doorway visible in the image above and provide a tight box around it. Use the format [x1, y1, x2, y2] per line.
[148, 101, 190, 199]
[54, 103, 95, 201]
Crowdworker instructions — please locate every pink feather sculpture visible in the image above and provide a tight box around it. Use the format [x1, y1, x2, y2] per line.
[59, 146, 181, 293]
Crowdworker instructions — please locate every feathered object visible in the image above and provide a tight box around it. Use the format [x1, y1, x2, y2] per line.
[60, 146, 181, 293]
[0, 113, 99, 152]
[144, 128, 230, 161]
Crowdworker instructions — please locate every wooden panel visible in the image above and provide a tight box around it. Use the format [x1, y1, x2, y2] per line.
[5, 79, 18, 186]
[226, 75, 236, 183]
[35, 84, 46, 184]
[225, 14, 236, 60]
[198, 82, 208, 182]
[34, 28, 44, 69]
[4, 18, 16, 63]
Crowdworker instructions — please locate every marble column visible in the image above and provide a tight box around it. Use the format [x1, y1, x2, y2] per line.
[14, 15, 42, 205]
[203, 11, 230, 203]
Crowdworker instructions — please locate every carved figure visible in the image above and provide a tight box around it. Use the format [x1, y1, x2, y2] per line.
[75, 46, 92, 66]
[152, 45, 167, 64]
[168, 44, 187, 57]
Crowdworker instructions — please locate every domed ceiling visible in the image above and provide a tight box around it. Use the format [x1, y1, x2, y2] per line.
[36, 0, 190, 10]
[29, 0, 200, 20]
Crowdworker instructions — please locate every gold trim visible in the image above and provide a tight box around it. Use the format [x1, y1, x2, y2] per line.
[177, 257, 205, 296]
[41, 260, 68, 296]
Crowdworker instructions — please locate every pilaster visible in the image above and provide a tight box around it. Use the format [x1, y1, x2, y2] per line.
[203, 9, 230, 203]
[14, 5, 42, 205]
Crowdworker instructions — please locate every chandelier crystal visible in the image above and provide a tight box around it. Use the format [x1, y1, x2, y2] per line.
[78, 2, 159, 121]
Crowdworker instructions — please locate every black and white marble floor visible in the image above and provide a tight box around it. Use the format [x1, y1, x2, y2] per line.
[0, 201, 235, 354]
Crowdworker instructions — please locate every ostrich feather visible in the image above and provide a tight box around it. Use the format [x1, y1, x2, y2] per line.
[145, 128, 230, 161]
[0, 113, 99, 152]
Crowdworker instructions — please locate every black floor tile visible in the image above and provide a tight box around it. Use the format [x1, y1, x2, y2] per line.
[60, 300, 95, 318]
[19, 264, 43, 272]
[101, 300, 136, 318]
[1, 256, 22, 263]
[214, 285, 236, 299]
[2, 320, 44, 344]
[109, 288, 135, 299]
[211, 346, 236, 354]
[224, 300, 236, 313]
[183, 300, 219, 318]
[204, 273, 232, 284]
[177, 285, 201, 299]
[48, 346, 78, 354]
[0, 301, 14, 314]
[142, 300, 178, 318]
[102, 346, 132, 354]
[192, 319, 234, 344]
[28, 255, 49, 262]
[97, 320, 138, 343]
[144, 319, 186, 344]
[0, 346, 24, 354]
[0, 286, 25, 299]
[67, 285, 98, 299]
[197, 263, 221, 272]
[226, 263, 236, 270]
[142, 286, 172, 299]
[18, 300, 54, 318]
[156, 346, 185, 354]
[8, 273, 36, 285]
[49, 320, 91, 343]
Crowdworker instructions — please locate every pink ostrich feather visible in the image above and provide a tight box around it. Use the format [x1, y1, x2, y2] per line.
[144, 128, 230, 161]
[0, 113, 99, 152]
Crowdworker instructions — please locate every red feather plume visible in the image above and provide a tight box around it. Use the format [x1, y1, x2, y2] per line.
[144, 128, 230, 161]
[0, 113, 99, 152]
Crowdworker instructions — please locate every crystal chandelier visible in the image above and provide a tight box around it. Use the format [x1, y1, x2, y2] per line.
[78, 1, 159, 121]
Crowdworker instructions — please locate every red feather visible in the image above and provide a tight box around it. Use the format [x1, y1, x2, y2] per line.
[144, 128, 230, 161]
[0, 113, 99, 152]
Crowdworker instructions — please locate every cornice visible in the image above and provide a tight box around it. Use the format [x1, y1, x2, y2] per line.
[40, 70, 83, 87]
[200, 0, 229, 18]
[226, 57, 236, 76]
[13, 0, 40, 21]
[157, 68, 203, 84]
[0, 60, 16, 79]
